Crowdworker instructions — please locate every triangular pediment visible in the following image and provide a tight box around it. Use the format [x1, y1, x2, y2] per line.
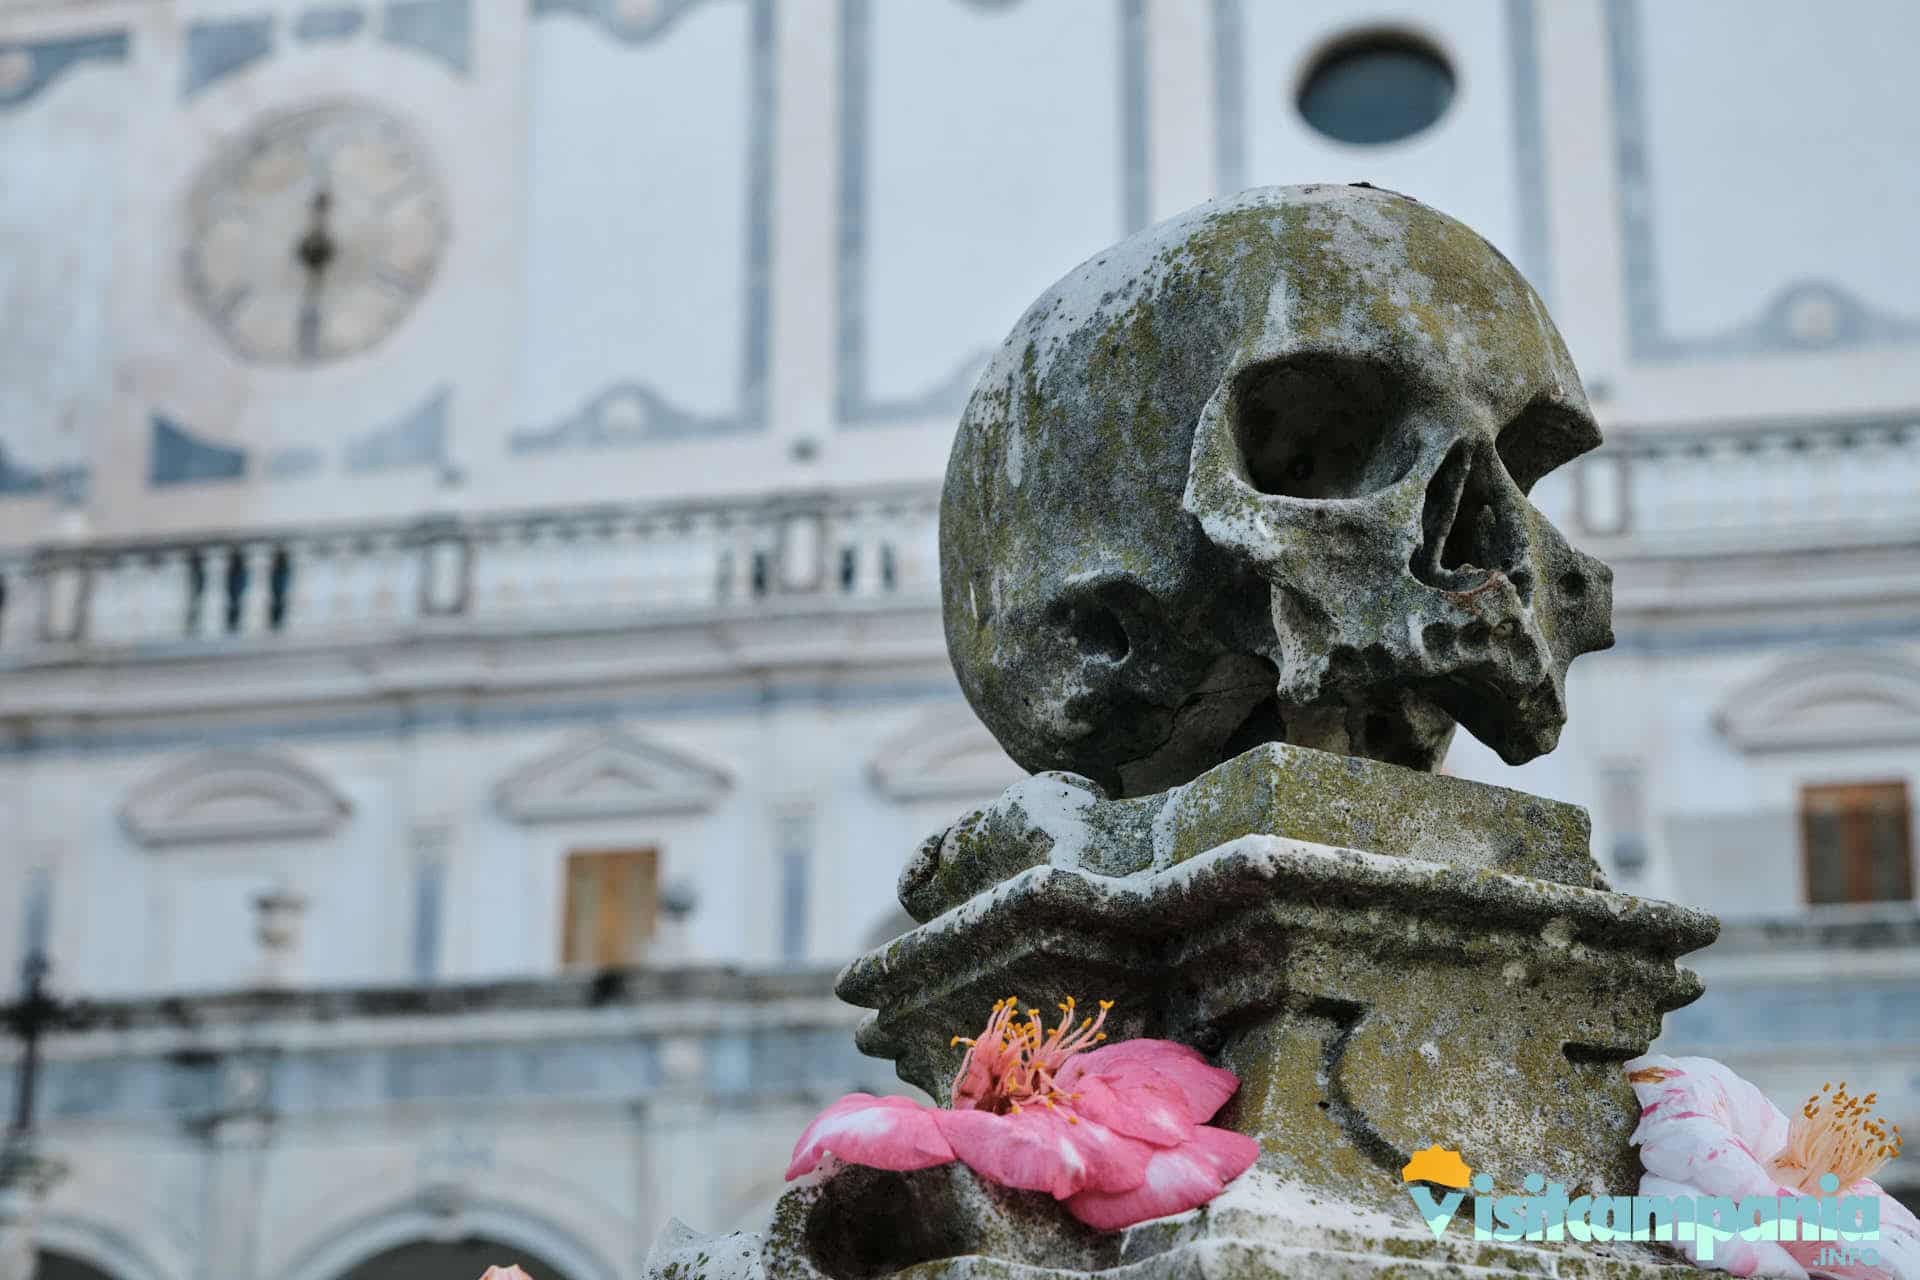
[1716, 652, 1920, 752]
[869, 706, 1024, 802]
[122, 749, 351, 847]
[495, 729, 731, 823]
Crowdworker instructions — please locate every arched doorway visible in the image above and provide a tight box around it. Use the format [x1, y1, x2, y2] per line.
[38, 1251, 122, 1280]
[338, 1237, 575, 1280]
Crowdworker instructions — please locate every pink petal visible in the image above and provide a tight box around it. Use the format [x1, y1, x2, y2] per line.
[935, 1105, 1152, 1199]
[1777, 1179, 1920, 1280]
[1063, 1040, 1239, 1123]
[1063, 1126, 1259, 1231]
[1623, 1055, 1787, 1201]
[1057, 1063, 1195, 1147]
[786, 1094, 955, 1180]
[1184, 1124, 1260, 1179]
[1626, 1054, 1788, 1155]
[1635, 1117, 1780, 1200]
[1636, 1174, 1809, 1278]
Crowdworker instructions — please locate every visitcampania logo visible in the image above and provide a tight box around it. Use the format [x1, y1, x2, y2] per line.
[1400, 1144, 1888, 1269]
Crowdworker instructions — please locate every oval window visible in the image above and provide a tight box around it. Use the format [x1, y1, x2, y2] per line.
[1297, 34, 1455, 146]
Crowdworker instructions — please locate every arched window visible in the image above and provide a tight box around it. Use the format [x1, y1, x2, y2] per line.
[337, 1238, 576, 1280]
[38, 1252, 125, 1280]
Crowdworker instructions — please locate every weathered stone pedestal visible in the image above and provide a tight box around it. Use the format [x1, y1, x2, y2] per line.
[648, 745, 1718, 1278]
[647, 183, 1717, 1278]
[760, 1163, 1694, 1279]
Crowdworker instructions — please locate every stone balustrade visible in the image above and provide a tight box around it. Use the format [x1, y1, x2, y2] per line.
[1, 414, 1913, 661]
[1570, 411, 1920, 550]
[0, 486, 941, 657]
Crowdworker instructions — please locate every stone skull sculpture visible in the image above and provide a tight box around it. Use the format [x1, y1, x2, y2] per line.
[941, 184, 1614, 798]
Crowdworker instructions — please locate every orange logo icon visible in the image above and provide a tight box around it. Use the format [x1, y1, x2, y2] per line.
[1401, 1144, 1473, 1188]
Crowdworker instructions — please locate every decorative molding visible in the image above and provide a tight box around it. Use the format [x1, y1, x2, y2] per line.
[1209, 0, 1244, 195]
[0, 31, 130, 112]
[494, 728, 732, 823]
[266, 447, 326, 479]
[120, 748, 352, 847]
[183, 17, 275, 98]
[183, 1, 470, 98]
[508, 382, 745, 455]
[295, 7, 369, 42]
[149, 415, 248, 487]
[531, 0, 716, 44]
[151, 391, 454, 487]
[276, 1196, 622, 1280]
[868, 706, 1023, 801]
[344, 386, 449, 474]
[382, 0, 472, 76]
[1603, 0, 1920, 362]
[517, 0, 772, 452]
[1209, 0, 1553, 301]
[1502, 0, 1551, 307]
[1715, 653, 1920, 753]
[35, 1214, 176, 1280]
[1118, 0, 1148, 235]
[834, 0, 1143, 427]
[0, 443, 87, 503]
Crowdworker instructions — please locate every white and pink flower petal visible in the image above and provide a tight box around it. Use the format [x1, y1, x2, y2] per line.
[1056, 1061, 1196, 1147]
[1772, 1178, 1920, 1280]
[1627, 1055, 1790, 1157]
[1062, 1126, 1258, 1231]
[1183, 1124, 1260, 1181]
[785, 1093, 956, 1181]
[1626, 1055, 1788, 1201]
[1066, 1039, 1239, 1124]
[934, 1105, 1152, 1199]
[1633, 1173, 1809, 1279]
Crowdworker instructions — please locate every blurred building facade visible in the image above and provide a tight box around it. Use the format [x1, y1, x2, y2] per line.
[0, 0, 1916, 1274]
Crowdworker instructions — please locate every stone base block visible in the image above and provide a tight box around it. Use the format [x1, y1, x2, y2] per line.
[844, 830, 1715, 1203]
[648, 1163, 1690, 1278]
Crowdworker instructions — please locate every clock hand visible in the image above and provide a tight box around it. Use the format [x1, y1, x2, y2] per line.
[297, 288, 323, 362]
[294, 190, 336, 360]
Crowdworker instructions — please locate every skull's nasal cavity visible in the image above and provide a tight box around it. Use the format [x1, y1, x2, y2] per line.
[1415, 440, 1534, 603]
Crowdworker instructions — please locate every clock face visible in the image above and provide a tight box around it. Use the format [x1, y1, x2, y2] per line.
[184, 101, 449, 366]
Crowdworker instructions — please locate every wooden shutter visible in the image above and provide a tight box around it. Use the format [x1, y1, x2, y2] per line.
[1800, 781, 1913, 905]
[561, 848, 660, 967]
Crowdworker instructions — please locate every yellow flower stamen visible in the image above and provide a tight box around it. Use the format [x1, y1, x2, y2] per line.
[947, 995, 1118, 1116]
[1769, 1081, 1905, 1193]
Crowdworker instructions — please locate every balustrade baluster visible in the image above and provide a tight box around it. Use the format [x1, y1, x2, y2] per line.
[420, 531, 468, 617]
[239, 544, 275, 636]
[284, 544, 328, 638]
[372, 536, 413, 623]
[849, 512, 883, 598]
[123, 550, 181, 644]
[683, 517, 717, 608]
[41, 555, 88, 644]
[778, 510, 824, 595]
[0, 563, 20, 652]
[720, 520, 754, 605]
[77, 555, 121, 644]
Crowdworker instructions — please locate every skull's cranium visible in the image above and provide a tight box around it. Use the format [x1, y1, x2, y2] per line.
[941, 185, 1613, 797]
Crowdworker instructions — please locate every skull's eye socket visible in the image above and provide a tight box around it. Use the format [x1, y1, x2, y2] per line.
[1495, 397, 1602, 494]
[1232, 355, 1412, 499]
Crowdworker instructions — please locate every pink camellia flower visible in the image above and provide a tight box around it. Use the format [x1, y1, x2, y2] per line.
[478, 1268, 534, 1280]
[1626, 1054, 1917, 1279]
[787, 996, 1258, 1229]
